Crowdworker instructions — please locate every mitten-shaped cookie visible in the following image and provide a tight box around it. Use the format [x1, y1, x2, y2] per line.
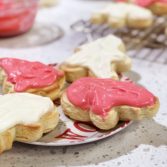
[61, 77, 159, 130]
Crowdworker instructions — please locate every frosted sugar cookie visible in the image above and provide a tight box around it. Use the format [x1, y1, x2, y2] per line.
[61, 77, 159, 130]
[60, 35, 131, 82]
[0, 93, 59, 153]
[0, 58, 65, 100]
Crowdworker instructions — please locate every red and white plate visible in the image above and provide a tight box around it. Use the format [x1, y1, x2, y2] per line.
[25, 107, 132, 146]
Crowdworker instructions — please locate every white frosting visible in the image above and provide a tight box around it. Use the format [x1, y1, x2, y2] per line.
[0, 93, 54, 133]
[65, 35, 131, 78]
[78, 34, 125, 51]
[99, 2, 153, 21]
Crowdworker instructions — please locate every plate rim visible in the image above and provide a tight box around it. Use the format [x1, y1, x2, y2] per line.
[22, 121, 133, 146]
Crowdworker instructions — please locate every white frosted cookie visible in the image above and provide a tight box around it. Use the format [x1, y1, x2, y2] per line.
[78, 34, 126, 52]
[91, 2, 153, 29]
[60, 35, 131, 82]
[0, 93, 59, 153]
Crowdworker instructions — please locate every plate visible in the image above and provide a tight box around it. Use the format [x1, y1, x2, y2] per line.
[25, 107, 132, 146]
[25, 75, 133, 146]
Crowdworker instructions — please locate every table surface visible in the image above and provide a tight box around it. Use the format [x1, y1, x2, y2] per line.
[0, 0, 167, 167]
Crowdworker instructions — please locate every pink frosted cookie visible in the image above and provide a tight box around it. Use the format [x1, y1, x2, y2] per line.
[61, 77, 159, 130]
[0, 58, 65, 100]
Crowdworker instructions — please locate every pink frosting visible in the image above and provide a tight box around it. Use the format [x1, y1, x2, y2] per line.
[117, 0, 167, 7]
[135, 0, 167, 7]
[67, 77, 156, 116]
[0, 1, 38, 37]
[0, 58, 64, 92]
